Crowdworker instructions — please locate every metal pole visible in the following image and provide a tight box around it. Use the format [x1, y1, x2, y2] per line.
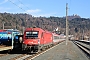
[23, 26, 25, 34]
[25, 13, 27, 28]
[66, 3, 68, 45]
[3, 22, 5, 29]
[12, 32, 14, 49]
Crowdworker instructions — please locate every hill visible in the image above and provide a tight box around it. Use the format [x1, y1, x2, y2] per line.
[0, 12, 90, 39]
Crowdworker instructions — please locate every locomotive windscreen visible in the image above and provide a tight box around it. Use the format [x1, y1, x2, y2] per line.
[25, 31, 38, 39]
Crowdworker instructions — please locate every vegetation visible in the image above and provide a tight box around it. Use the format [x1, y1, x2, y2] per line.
[0, 12, 90, 39]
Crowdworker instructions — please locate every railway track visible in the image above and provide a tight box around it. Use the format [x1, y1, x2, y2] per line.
[72, 40, 90, 59]
[0, 54, 8, 57]
[10, 44, 57, 60]
[0, 41, 64, 60]
[8, 47, 52, 60]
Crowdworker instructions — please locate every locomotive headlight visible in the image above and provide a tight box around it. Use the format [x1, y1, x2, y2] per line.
[38, 40, 40, 44]
[23, 42, 25, 43]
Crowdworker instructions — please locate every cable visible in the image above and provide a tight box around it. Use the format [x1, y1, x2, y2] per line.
[8, 0, 29, 29]
[8, 0, 26, 12]
[17, 0, 30, 10]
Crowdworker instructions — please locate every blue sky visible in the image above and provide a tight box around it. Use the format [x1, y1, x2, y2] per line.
[0, 0, 90, 18]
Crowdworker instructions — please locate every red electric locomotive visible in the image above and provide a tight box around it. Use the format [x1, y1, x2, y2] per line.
[22, 28, 53, 52]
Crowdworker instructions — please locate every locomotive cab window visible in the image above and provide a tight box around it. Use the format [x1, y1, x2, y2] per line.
[25, 31, 38, 39]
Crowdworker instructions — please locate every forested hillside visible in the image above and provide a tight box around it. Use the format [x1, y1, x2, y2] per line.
[0, 12, 90, 39]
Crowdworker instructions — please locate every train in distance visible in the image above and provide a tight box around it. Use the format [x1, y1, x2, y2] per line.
[0, 29, 21, 45]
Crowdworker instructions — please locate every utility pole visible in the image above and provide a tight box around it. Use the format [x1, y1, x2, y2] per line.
[25, 13, 27, 28]
[66, 3, 69, 45]
[82, 30, 84, 40]
[3, 22, 5, 30]
[23, 26, 25, 34]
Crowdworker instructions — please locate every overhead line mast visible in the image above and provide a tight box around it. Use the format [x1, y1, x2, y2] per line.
[66, 3, 69, 45]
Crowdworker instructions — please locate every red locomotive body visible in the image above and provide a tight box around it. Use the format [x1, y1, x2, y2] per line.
[22, 28, 53, 52]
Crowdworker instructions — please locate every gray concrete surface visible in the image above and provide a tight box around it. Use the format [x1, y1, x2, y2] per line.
[33, 41, 89, 60]
[0, 54, 21, 60]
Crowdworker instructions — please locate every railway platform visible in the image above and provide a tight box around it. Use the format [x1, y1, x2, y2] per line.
[33, 41, 89, 60]
[0, 46, 12, 51]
